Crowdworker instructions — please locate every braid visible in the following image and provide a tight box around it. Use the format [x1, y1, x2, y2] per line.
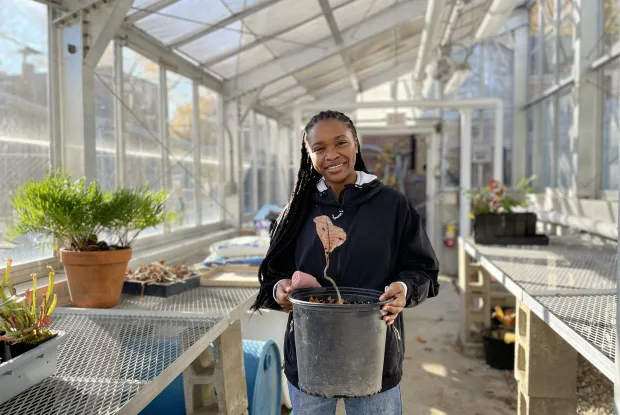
[252, 110, 368, 310]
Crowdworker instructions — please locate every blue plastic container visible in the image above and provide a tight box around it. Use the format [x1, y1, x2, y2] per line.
[138, 340, 282, 415]
[243, 339, 282, 415]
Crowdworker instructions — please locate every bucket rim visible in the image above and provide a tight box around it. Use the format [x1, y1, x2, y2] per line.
[288, 287, 394, 308]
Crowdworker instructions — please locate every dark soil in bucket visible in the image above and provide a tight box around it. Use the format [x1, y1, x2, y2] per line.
[308, 296, 374, 305]
[288, 287, 394, 398]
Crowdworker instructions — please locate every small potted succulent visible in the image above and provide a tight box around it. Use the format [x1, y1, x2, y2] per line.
[6, 170, 173, 308]
[466, 176, 547, 245]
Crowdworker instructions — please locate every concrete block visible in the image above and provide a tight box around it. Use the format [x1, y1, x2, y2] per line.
[183, 321, 249, 415]
[459, 245, 493, 346]
[518, 384, 576, 415]
[213, 320, 248, 415]
[515, 301, 577, 401]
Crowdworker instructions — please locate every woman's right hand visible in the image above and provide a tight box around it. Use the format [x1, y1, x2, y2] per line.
[276, 279, 293, 311]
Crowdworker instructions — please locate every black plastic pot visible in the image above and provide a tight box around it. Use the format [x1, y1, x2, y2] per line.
[0, 341, 6, 364]
[482, 330, 514, 371]
[288, 287, 393, 398]
[474, 213, 547, 246]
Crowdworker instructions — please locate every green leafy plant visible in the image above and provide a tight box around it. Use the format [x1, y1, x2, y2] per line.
[0, 260, 57, 344]
[466, 176, 535, 217]
[6, 170, 173, 251]
[101, 186, 171, 248]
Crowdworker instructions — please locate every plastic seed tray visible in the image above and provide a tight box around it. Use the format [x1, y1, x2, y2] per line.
[122, 274, 201, 298]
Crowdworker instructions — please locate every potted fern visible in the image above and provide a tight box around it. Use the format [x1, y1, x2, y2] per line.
[6, 170, 171, 308]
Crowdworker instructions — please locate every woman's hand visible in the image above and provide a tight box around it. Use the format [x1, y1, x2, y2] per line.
[379, 283, 406, 326]
[275, 279, 293, 311]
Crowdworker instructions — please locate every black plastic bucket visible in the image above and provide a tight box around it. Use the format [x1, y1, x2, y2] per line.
[482, 330, 515, 371]
[288, 287, 393, 398]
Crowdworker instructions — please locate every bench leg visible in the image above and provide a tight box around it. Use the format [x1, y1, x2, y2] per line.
[183, 320, 249, 415]
[457, 243, 489, 357]
[515, 300, 577, 414]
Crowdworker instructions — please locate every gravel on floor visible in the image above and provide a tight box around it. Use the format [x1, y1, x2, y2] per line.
[576, 355, 613, 415]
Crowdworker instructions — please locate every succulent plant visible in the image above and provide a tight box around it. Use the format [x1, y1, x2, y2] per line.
[0, 260, 57, 344]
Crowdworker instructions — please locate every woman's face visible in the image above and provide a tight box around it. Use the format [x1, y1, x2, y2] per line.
[306, 119, 358, 185]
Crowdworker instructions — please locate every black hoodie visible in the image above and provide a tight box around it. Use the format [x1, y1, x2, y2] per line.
[275, 172, 440, 393]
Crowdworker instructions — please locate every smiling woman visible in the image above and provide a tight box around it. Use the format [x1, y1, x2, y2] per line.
[254, 110, 440, 414]
[305, 118, 359, 198]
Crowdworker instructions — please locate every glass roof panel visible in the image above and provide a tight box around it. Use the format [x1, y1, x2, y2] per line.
[128, 0, 155, 16]
[315, 77, 350, 96]
[224, 0, 268, 13]
[288, 95, 315, 108]
[266, 85, 307, 107]
[243, 0, 322, 38]
[329, 0, 353, 7]
[179, 22, 256, 62]
[209, 45, 275, 79]
[333, 0, 395, 32]
[134, 0, 231, 45]
[264, 17, 331, 57]
[301, 67, 349, 91]
[357, 59, 393, 78]
[260, 76, 299, 99]
[294, 55, 343, 81]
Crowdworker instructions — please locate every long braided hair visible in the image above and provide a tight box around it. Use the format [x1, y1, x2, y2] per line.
[252, 110, 369, 310]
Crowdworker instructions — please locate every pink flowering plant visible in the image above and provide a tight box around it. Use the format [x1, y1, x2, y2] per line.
[466, 176, 535, 217]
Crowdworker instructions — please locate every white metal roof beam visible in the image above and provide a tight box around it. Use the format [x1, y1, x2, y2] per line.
[225, 0, 426, 98]
[200, 0, 358, 68]
[317, 0, 360, 93]
[167, 0, 283, 49]
[413, 0, 445, 82]
[126, 0, 184, 23]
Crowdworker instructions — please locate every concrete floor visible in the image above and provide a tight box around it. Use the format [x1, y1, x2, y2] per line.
[398, 276, 517, 415]
[332, 275, 517, 415]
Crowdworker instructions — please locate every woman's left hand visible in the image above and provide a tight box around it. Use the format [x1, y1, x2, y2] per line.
[379, 283, 406, 326]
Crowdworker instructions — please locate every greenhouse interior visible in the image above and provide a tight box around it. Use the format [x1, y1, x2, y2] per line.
[0, 0, 619, 414]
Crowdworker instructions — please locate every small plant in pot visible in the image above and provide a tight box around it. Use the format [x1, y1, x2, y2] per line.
[288, 216, 393, 398]
[6, 170, 172, 308]
[466, 176, 545, 245]
[0, 260, 58, 360]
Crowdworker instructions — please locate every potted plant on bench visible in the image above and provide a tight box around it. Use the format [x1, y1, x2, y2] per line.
[0, 260, 68, 404]
[468, 176, 549, 246]
[0, 260, 58, 359]
[6, 170, 172, 308]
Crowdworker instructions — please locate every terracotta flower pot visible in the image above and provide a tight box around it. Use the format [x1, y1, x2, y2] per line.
[60, 248, 132, 308]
